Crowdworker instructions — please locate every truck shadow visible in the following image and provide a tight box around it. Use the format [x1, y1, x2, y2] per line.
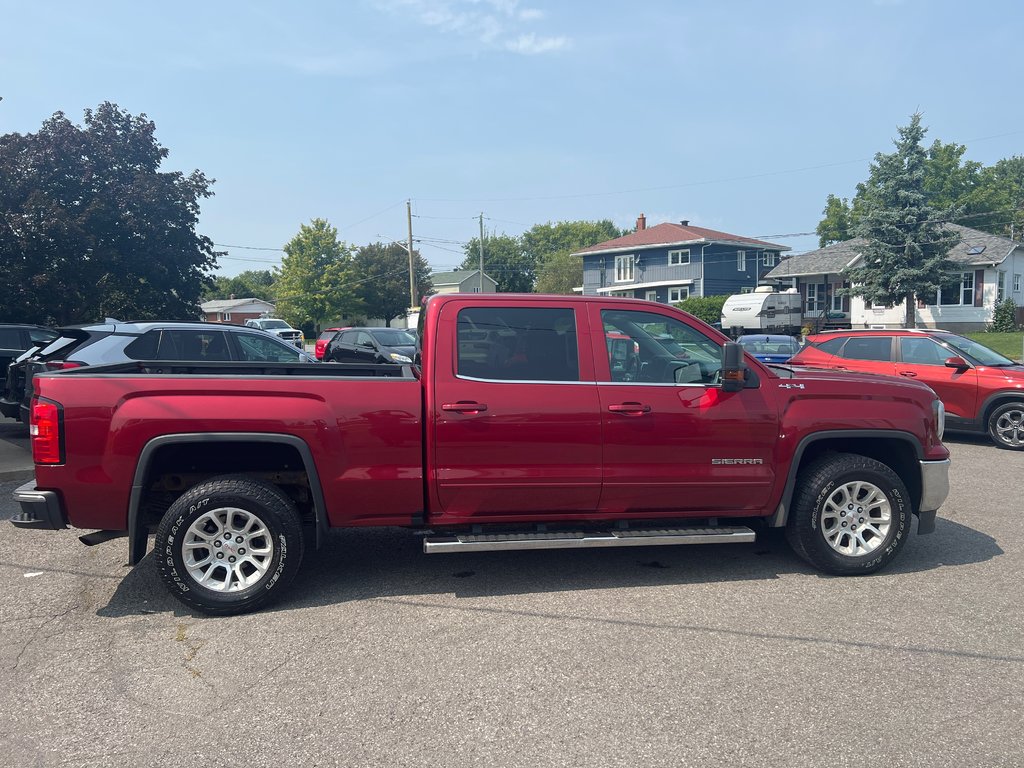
[97, 516, 1001, 618]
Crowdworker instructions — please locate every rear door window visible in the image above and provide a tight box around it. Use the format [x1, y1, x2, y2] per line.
[839, 336, 892, 362]
[456, 306, 578, 381]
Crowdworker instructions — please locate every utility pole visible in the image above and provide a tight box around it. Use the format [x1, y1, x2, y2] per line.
[478, 213, 485, 293]
[406, 200, 416, 309]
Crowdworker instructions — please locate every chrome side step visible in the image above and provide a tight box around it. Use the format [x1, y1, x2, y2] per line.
[423, 526, 756, 553]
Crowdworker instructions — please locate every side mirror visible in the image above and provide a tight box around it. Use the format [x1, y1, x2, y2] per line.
[944, 356, 970, 370]
[721, 342, 747, 392]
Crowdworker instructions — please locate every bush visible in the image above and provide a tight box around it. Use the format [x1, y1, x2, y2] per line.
[990, 298, 1019, 333]
[674, 295, 729, 326]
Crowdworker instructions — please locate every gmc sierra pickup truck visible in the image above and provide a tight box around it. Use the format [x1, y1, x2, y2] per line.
[12, 295, 950, 615]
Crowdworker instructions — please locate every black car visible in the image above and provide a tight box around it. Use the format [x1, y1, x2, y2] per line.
[325, 327, 417, 365]
[1, 321, 316, 422]
[0, 324, 58, 419]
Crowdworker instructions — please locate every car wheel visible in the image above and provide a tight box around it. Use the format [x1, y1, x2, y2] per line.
[987, 402, 1024, 450]
[786, 453, 911, 575]
[155, 475, 304, 615]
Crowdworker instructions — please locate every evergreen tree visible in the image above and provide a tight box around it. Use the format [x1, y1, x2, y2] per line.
[845, 114, 960, 328]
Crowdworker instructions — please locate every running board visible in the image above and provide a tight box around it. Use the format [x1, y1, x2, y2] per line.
[423, 526, 756, 553]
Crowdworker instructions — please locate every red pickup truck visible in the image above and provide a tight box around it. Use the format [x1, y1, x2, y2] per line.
[12, 295, 950, 615]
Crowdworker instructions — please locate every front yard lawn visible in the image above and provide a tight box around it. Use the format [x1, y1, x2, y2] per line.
[965, 332, 1024, 362]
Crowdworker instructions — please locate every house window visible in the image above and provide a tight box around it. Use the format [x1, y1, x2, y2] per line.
[1015, 273, 1021, 293]
[831, 286, 844, 312]
[762, 252, 776, 267]
[737, 250, 746, 271]
[668, 286, 690, 303]
[997, 271, 1006, 302]
[668, 249, 690, 266]
[740, 287, 754, 294]
[609, 291, 631, 298]
[645, 291, 658, 302]
[220, 312, 231, 321]
[924, 272, 973, 306]
[614, 255, 634, 282]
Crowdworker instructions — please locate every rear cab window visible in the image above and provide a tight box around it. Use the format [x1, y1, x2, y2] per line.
[454, 306, 579, 382]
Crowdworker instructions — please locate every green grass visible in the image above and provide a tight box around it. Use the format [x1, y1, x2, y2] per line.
[965, 332, 1024, 361]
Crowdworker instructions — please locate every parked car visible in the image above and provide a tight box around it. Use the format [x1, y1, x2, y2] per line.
[789, 328, 1024, 449]
[0, 324, 59, 420]
[243, 318, 304, 348]
[314, 327, 349, 361]
[0, 324, 57, 375]
[325, 327, 417, 364]
[1, 321, 316, 423]
[737, 334, 802, 364]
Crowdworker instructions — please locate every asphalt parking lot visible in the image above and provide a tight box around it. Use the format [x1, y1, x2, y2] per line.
[1, 428, 1022, 768]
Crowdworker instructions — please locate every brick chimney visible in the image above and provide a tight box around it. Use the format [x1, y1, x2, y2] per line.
[636, 213, 646, 231]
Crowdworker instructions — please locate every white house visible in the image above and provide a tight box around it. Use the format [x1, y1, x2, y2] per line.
[765, 224, 1024, 333]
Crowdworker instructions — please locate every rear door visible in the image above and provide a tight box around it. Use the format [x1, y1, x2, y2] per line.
[429, 300, 602, 523]
[591, 304, 778, 515]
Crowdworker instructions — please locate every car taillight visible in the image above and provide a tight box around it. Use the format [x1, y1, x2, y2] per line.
[30, 397, 64, 464]
[44, 360, 83, 371]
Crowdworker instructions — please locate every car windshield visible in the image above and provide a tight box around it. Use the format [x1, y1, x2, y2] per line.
[936, 333, 1016, 366]
[739, 337, 800, 355]
[371, 329, 416, 346]
[260, 320, 291, 329]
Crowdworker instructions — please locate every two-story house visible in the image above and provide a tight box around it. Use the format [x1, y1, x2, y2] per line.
[572, 215, 790, 302]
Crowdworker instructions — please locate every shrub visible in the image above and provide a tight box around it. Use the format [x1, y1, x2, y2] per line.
[674, 295, 729, 326]
[990, 298, 1019, 333]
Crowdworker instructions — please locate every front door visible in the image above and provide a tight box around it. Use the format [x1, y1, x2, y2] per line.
[897, 336, 978, 421]
[591, 305, 778, 515]
[429, 302, 602, 523]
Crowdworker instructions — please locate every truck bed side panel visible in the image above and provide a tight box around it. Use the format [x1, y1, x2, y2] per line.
[33, 375, 424, 529]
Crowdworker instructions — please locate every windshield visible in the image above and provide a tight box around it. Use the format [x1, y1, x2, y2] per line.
[739, 337, 800, 355]
[936, 333, 1015, 366]
[371, 329, 416, 347]
[260, 320, 291, 329]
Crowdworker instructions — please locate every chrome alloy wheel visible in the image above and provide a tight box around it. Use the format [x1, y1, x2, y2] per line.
[182, 507, 274, 591]
[994, 407, 1024, 447]
[820, 481, 892, 557]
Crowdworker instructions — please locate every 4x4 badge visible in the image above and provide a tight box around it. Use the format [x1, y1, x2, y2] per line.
[779, 383, 805, 389]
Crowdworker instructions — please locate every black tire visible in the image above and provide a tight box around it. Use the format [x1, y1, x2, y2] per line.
[786, 453, 911, 575]
[155, 475, 304, 616]
[987, 402, 1024, 450]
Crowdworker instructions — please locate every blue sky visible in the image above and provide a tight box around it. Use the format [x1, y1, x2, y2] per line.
[3, 0, 1023, 276]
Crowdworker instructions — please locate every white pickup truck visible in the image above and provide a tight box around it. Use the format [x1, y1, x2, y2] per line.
[244, 318, 304, 348]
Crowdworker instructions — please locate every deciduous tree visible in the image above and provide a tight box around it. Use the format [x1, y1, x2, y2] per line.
[0, 102, 216, 324]
[276, 219, 361, 331]
[526, 220, 622, 294]
[460, 231, 534, 293]
[353, 242, 432, 325]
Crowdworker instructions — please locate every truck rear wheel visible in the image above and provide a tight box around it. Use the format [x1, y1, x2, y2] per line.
[786, 453, 910, 575]
[155, 475, 304, 615]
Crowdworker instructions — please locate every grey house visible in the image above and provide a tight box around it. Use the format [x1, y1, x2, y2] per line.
[572, 215, 790, 302]
[430, 269, 497, 294]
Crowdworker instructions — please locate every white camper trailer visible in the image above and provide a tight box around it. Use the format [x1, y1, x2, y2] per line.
[720, 287, 802, 335]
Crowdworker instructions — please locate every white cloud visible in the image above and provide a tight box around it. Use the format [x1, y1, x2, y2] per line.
[373, 0, 569, 55]
[505, 33, 570, 55]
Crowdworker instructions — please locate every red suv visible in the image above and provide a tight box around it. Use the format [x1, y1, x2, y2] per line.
[790, 329, 1024, 449]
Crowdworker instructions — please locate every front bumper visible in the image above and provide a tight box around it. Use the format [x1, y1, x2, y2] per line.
[10, 482, 67, 530]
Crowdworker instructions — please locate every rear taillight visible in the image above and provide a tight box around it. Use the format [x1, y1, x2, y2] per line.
[44, 360, 83, 371]
[30, 397, 63, 464]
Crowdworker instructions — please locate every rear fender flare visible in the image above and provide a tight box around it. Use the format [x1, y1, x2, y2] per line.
[128, 432, 327, 565]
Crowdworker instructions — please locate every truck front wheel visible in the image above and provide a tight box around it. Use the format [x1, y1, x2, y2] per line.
[786, 453, 910, 575]
[155, 476, 305, 615]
